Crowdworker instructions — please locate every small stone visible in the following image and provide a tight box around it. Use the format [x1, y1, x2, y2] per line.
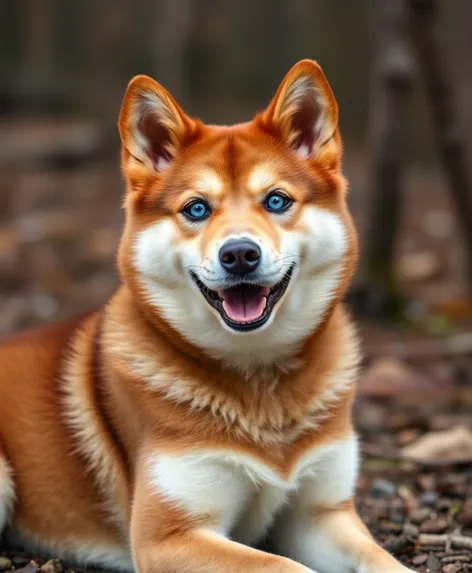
[403, 523, 419, 537]
[442, 565, 462, 573]
[40, 561, 63, 573]
[421, 491, 439, 507]
[370, 478, 397, 498]
[427, 553, 441, 572]
[0, 557, 12, 571]
[383, 536, 411, 554]
[410, 507, 431, 524]
[15, 563, 39, 573]
[420, 518, 448, 534]
[413, 554, 429, 566]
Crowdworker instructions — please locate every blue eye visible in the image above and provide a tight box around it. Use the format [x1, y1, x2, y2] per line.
[182, 200, 211, 221]
[264, 191, 293, 213]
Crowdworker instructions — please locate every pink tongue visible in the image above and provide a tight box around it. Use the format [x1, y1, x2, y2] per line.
[220, 285, 269, 323]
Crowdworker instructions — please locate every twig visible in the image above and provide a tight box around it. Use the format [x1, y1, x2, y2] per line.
[362, 443, 472, 468]
[441, 556, 471, 564]
[436, 551, 472, 559]
[418, 534, 472, 551]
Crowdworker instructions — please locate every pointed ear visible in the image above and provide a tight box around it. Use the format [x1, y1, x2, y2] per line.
[261, 60, 338, 159]
[118, 75, 197, 173]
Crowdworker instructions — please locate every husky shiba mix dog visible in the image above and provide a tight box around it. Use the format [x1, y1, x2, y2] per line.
[0, 60, 415, 573]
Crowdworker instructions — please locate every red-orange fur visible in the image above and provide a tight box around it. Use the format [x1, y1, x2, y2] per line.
[0, 60, 412, 573]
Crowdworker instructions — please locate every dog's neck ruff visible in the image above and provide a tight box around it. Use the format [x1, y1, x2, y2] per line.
[105, 297, 360, 446]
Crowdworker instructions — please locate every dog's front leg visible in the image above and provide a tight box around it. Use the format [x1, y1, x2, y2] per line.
[272, 436, 416, 573]
[130, 454, 313, 573]
[273, 498, 415, 573]
[132, 527, 316, 573]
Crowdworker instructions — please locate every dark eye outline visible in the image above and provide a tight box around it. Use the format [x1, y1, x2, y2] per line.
[263, 190, 293, 214]
[181, 199, 212, 222]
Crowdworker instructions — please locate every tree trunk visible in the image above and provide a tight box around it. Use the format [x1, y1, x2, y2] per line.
[408, 0, 472, 292]
[79, 0, 130, 152]
[151, 0, 195, 108]
[362, 0, 414, 305]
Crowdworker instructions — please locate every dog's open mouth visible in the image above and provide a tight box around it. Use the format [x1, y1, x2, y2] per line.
[191, 265, 294, 332]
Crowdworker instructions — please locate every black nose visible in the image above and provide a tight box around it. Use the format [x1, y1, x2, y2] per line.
[219, 239, 261, 276]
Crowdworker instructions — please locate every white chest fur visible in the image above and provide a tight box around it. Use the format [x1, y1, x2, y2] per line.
[146, 435, 359, 546]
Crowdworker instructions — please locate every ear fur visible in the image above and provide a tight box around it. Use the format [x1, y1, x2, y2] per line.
[261, 59, 338, 159]
[118, 75, 197, 173]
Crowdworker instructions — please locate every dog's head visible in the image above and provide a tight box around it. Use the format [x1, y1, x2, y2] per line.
[118, 60, 357, 369]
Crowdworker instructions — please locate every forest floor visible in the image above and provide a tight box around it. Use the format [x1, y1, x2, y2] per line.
[355, 375, 472, 572]
[0, 121, 471, 571]
[1, 385, 471, 573]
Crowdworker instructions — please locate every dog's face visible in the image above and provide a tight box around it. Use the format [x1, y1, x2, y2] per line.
[118, 60, 357, 368]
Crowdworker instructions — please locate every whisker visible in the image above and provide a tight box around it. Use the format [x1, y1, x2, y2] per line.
[184, 264, 203, 270]
[276, 254, 302, 261]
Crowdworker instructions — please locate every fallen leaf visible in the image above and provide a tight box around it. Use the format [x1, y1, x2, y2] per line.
[401, 426, 472, 462]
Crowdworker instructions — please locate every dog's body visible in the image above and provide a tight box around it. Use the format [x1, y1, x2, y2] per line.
[0, 61, 414, 573]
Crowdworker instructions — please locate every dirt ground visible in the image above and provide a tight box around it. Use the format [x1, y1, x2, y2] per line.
[0, 122, 471, 571]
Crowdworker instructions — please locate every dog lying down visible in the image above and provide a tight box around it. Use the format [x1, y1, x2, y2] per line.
[0, 59, 416, 573]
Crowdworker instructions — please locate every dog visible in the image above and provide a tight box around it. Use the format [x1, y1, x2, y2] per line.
[0, 60, 415, 573]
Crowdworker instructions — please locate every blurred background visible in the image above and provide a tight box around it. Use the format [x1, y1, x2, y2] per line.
[1, 2, 472, 568]
[1, 0, 472, 335]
